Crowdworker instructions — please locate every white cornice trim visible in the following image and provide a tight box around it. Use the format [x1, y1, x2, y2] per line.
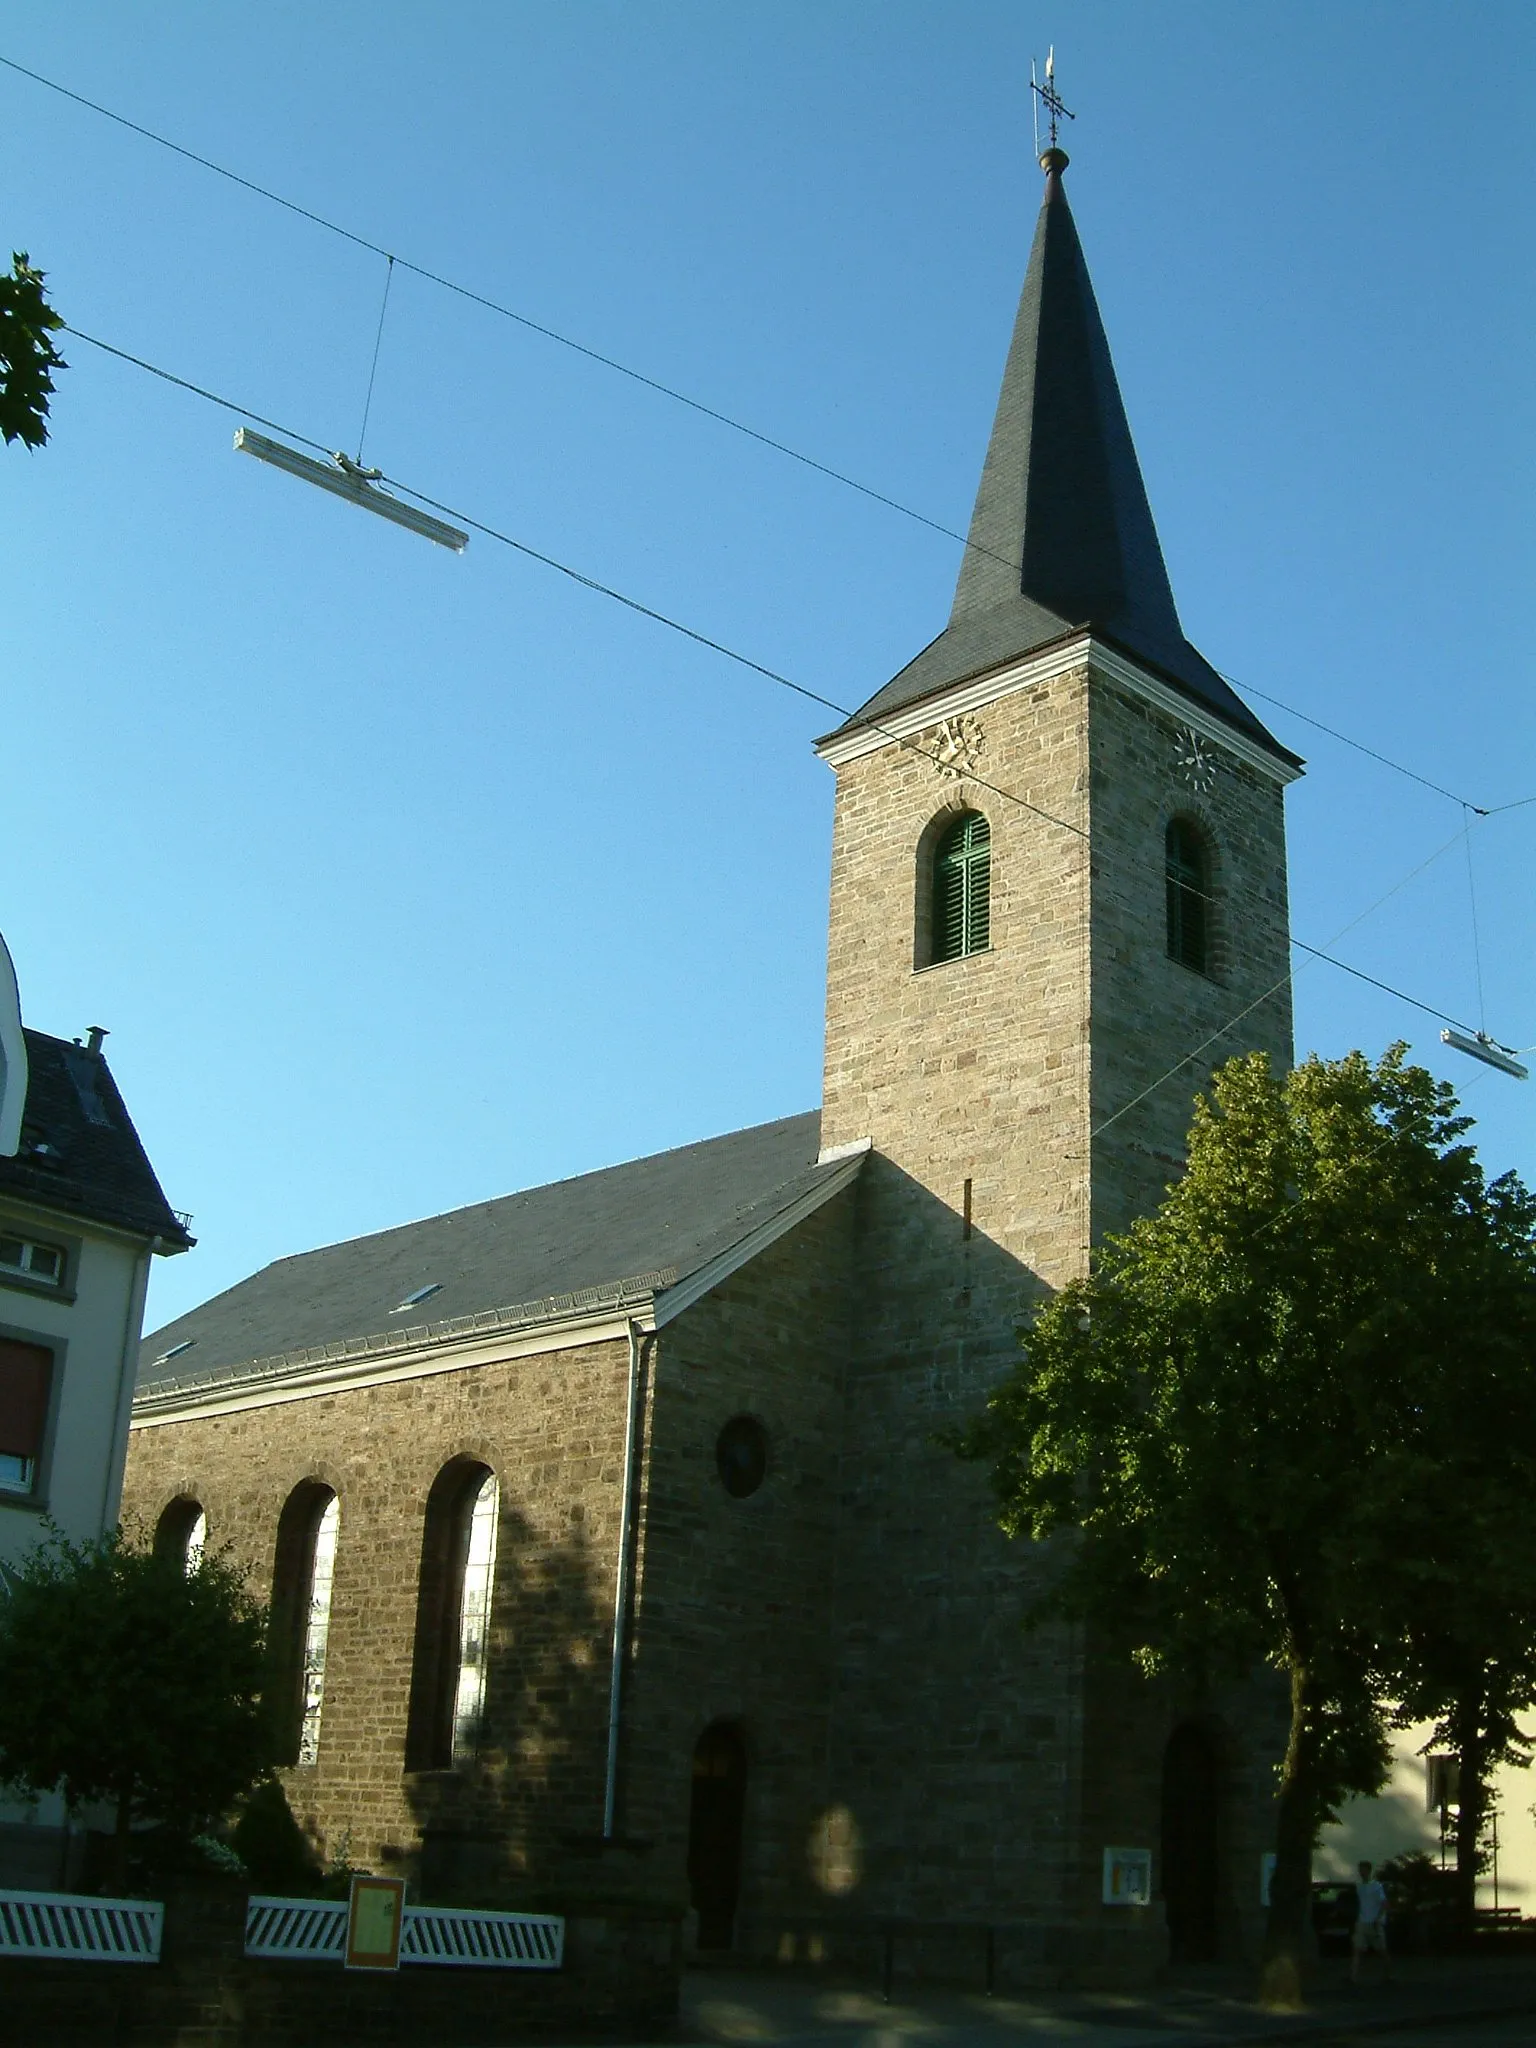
[814, 638, 1092, 768]
[129, 1302, 654, 1428]
[1087, 643, 1304, 786]
[128, 1157, 872, 1425]
[651, 1150, 868, 1330]
[814, 636, 1302, 787]
[816, 1136, 873, 1165]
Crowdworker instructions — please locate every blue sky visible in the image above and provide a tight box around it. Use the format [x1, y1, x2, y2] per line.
[2, 2, 1531, 1333]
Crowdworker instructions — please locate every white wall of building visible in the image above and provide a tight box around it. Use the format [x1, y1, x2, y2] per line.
[1, 1204, 153, 1572]
[1318, 1718, 1536, 1913]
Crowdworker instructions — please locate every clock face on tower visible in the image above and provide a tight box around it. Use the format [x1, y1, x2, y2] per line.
[930, 713, 984, 780]
[1174, 725, 1217, 795]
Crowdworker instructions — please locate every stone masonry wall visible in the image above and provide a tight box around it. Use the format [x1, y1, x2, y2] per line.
[1088, 673, 1294, 1244]
[1078, 672, 1294, 1961]
[814, 654, 1296, 1976]
[621, 1189, 855, 1956]
[123, 1334, 634, 1904]
[818, 669, 1093, 1967]
[121, 1195, 855, 1933]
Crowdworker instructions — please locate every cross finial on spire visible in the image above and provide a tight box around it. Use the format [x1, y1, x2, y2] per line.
[1030, 47, 1075, 164]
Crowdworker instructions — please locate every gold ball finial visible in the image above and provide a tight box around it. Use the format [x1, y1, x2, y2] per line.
[1040, 147, 1070, 176]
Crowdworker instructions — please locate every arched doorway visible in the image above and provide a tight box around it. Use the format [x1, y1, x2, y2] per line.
[1161, 1720, 1220, 1962]
[687, 1722, 747, 1950]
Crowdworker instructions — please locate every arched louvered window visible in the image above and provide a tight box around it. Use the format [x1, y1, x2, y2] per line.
[269, 1482, 340, 1767]
[1165, 819, 1211, 974]
[931, 811, 991, 964]
[406, 1459, 501, 1770]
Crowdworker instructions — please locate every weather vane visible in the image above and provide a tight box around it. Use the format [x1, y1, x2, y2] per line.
[1030, 47, 1076, 157]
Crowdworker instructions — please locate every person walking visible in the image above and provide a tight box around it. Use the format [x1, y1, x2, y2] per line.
[1351, 1860, 1391, 1984]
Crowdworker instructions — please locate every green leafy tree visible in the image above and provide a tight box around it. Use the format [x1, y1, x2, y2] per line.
[1375, 1163, 1536, 1931]
[0, 1527, 272, 1891]
[962, 1047, 1536, 2005]
[0, 252, 67, 448]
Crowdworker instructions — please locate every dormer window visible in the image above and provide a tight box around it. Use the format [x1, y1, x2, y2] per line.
[392, 1283, 442, 1315]
[0, 1233, 66, 1285]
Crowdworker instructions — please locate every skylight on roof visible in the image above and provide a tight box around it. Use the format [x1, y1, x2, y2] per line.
[153, 1338, 197, 1367]
[391, 1283, 442, 1314]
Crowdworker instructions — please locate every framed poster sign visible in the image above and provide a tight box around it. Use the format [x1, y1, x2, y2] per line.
[345, 1875, 406, 1971]
[1101, 1846, 1152, 1906]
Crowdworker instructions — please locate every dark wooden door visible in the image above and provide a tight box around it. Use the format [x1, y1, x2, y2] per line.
[687, 1723, 747, 1949]
[1161, 1721, 1220, 1962]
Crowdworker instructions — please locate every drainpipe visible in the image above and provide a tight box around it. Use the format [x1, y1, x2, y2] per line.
[602, 1317, 646, 1840]
[101, 1237, 159, 1534]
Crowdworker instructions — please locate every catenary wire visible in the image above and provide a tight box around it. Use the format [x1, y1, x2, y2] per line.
[61, 322, 1088, 843]
[1089, 817, 1492, 1138]
[1290, 941, 1480, 1033]
[10, 52, 1529, 821]
[0, 53, 986, 552]
[51, 321, 1536, 1187]
[1463, 805, 1488, 1035]
[1222, 675, 1487, 813]
[355, 254, 395, 467]
[63, 318, 1516, 1078]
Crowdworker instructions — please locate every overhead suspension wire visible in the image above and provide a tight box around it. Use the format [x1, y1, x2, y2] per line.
[355, 253, 395, 468]
[1463, 804, 1488, 1035]
[9, 50, 1528, 820]
[1089, 816, 1502, 1139]
[63, 320, 1521, 1121]
[61, 322, 1088, 843]
[1221, 674, 1488, 813]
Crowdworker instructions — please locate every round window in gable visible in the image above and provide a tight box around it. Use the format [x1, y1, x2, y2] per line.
[715, 1416, 768, 1499]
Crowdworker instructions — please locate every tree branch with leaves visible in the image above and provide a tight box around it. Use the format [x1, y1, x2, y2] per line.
[0, 252, 67, 448]
[0, 1526, 273, 1892]
[962, 1046, 1536, 2005]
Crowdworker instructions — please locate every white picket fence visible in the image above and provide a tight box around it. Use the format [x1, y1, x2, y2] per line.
[0, 1887, 561, 1972]
[243, 1896, 347, 1960]
[403, 1901, 563, 1968]
[244, 1895, 563, 1969]
[0, 1889, 164, 1962]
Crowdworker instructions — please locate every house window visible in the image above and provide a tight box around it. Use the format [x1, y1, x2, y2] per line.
[154, 1496, 207, 1574]
[931, 810, 991, 964]
[0, 1337, 53, 1496]
[0, 1233, 66, 1286]
[1165, 819, 1211, 974]
[406, 1459, 500, 1770]
[269, 1482, 340, 1767]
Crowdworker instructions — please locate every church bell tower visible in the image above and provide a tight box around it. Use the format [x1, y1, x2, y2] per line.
[814, 138, 1301, 1963]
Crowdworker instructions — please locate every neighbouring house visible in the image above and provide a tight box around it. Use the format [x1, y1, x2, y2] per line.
[124, 142, 1311, 1982]
[0, 930, 193, 1885]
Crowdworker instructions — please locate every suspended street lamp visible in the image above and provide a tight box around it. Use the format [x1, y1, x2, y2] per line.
[233, 428, 468, 553]
[1440, 1028, 1529, 1081]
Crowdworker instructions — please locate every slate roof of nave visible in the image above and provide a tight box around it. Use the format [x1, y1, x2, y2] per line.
[135, 1110, 842, 1397]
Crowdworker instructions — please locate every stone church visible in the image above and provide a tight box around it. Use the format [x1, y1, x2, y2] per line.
[125, 144, 1302, 1983]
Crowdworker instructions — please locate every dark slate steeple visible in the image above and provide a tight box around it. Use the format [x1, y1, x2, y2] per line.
[843, 149, 1290, 758]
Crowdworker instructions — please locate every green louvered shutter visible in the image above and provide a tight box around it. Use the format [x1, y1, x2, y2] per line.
[1165, 819, 1209, 972]
[932, 812, 991, 962]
